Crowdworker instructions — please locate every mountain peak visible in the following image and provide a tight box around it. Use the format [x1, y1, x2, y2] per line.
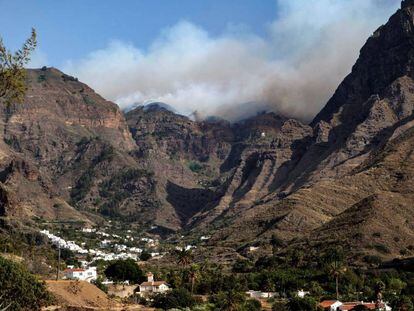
[143, 102, 175, 113]
[312, 1, 414, 126]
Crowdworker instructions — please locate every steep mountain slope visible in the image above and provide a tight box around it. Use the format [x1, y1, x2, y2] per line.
[125, 104, 232, 229]
[0, 68, 159, 229]
[193, 0, 414, 260]
[125, 105, 312, 230]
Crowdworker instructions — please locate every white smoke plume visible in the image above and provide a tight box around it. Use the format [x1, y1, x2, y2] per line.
[64, 0, 400, 122]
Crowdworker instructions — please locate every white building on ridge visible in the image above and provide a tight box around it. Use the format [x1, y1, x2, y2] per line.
[63, 267, 97, 282]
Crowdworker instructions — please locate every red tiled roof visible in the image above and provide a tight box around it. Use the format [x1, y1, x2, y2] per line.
[140, 281, 167, 286]
[339, 302, 381, 310]
[320, 300, 340, 308]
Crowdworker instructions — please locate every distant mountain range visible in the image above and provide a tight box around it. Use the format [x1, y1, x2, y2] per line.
[1, 0, 414, 263]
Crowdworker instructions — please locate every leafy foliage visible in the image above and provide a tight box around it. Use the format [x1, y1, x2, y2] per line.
[286, 296, 319, 311]
[0, 29, 37, 105]
[209, 289, 246, 311]
[174, 248, 194, 268]
[242, 299, 262, 311]
[0, 256, 51, 311]
[139, 251, 151, 261]
[152, 288, 196, 310]
[104, 258, 145, 284]
[91, 276, 108, 293]
[188, 161, 203, 173]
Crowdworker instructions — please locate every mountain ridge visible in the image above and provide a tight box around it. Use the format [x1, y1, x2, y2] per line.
[2, 0, 414, 263]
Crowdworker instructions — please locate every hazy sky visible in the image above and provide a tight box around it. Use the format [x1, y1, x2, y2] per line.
[0, 0, 401, 120]
[0, 0, 277, 66]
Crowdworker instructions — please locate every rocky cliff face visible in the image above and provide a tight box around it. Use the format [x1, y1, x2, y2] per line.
[125, 105, 312, 230]
[0, 68, 157, 228]
[196, 0, 414, 261]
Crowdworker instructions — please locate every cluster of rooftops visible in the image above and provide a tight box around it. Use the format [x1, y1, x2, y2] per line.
[319, 300, 391, 311]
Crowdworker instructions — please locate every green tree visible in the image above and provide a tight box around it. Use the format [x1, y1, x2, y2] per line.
[388, 278, 407, 296]
[0, 256, 51, 311]
[104, 258, 145, 284]
[139, 251, 151, 261]
[243, 299, 262, 311]
[152, 288, 196, 310]
[0, 29, 37, 105]
[287, 296, 319, 311]
[60, 248, 80, 267]
[210, 290, 246, 311]
[309, 281, 324, 300]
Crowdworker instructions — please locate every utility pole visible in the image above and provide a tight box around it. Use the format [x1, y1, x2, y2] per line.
[56, 242, 61, 280]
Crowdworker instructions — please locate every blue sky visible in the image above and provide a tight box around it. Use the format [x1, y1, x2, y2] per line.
[0, 0, 277, 67]
[0, 0, 401, 120]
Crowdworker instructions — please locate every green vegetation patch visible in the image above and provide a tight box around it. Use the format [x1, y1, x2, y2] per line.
[0, 256, 52, 310]
[98, 168, 154, 218]
[82, 95, 96, 106]
[70, 168, 95, 203]
[37, 74, 46, 83]
[188, 161, 203, 173]
[70, 143, 116, 204]
[104, 258, 146, 284]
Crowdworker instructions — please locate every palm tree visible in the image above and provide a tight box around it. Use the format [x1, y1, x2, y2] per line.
[175, 248, 193, 268]
[322, 246, 346, 300]
[327, 259, 346, 300]
[188, 264, 199, 293]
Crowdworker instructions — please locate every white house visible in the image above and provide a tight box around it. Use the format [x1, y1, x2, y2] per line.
[246, 290, 276, 299]
[297, 289, 310, 298]
[138, 272, 170, 297]
[63, 267, 97, 282]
